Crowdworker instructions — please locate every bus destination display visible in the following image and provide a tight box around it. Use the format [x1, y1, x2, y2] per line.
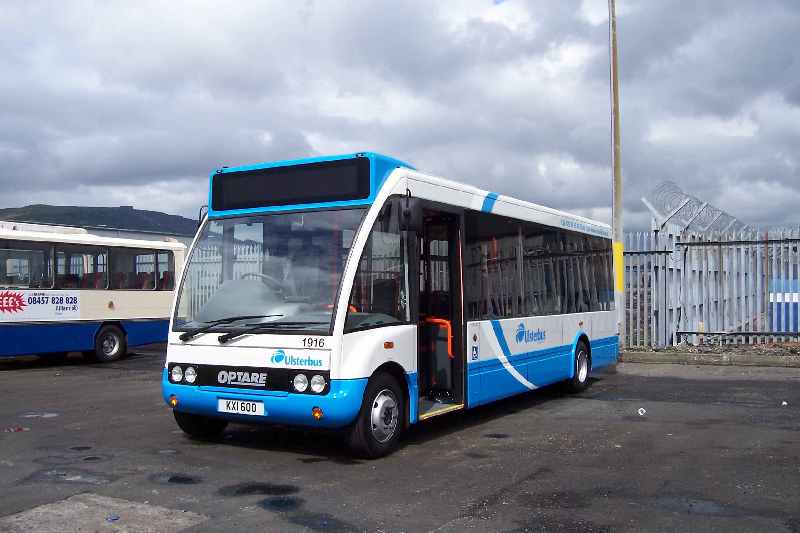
[212, 157, 371, 211]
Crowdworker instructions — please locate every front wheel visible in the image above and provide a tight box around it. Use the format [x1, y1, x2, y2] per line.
[173, 411, 228, 440]
[346, 373, 405, 459]
[566, 341, 591, 393]
[86, 325, 127, 363]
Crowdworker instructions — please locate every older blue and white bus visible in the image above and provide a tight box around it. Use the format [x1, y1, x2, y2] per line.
[1, 225, 185, 362]
[163, 153, 618, 457]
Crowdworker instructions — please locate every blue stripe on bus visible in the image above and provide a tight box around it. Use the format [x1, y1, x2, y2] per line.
[207, 152, 414, 218]
[0, 319, 169, 357]
[481, 192, 499, 213]
[466, 332, 619, 408]
[405, 372, 419, 424]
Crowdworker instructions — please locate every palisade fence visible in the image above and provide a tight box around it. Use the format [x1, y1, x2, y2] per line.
[624, 228, 800, 348]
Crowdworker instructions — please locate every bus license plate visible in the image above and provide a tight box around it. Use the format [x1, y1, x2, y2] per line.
[217, 399, 264, 416]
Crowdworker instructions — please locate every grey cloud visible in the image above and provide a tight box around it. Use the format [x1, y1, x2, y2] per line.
[0, 0, 798, 230]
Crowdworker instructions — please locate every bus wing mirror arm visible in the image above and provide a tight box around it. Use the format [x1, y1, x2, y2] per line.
[197, 205, 208, 228]
[402, 194, 422, 233]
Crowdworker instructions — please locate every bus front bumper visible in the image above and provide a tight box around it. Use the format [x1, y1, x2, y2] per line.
[161, 369, 367, 429]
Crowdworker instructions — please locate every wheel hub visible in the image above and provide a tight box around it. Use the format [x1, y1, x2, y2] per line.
[577, 351, 588, 382]
[102, 335, 118, 356]
[370, 389, 398, 443]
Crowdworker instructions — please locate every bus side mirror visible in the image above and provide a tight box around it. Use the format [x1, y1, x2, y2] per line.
[402, 198, 422, 233]
[197, 205, 208, 228]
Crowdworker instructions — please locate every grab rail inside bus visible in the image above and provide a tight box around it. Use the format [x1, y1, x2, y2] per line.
[422, 317, 453, 358]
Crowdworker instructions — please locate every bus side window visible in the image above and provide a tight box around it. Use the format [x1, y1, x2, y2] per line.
[55, 246, 107, 290]
[345, 199, 409, 332]
[110, 249, 155, 290]
[0, 240, 53, 289]
[157, 251, 175, 290]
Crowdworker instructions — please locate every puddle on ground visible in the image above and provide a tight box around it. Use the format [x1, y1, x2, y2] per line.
[464, 451, 491, 459]
[218, 482, 300, 497]
[258, 496, 304, 512]
[483, 433, 510, 439]
[653, 496, 745, 517]
[149, 473, 202, 485]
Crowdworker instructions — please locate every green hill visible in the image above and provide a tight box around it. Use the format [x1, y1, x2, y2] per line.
[0, 204, 197, 237]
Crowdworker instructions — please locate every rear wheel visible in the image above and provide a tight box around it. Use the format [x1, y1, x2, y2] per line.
[86, 325, 127, 363]
[346, 372, 405, 459]
[566, 341, 591, 393]
[173, 411, 228, 440]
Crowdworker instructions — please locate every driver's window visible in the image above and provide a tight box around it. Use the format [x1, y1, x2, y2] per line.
[345, 198, 409, 332]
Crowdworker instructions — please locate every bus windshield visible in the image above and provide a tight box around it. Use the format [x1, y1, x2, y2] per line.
[173, 208, 366, 334]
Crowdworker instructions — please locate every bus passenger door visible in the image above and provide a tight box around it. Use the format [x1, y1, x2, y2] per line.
[417, 211, 464, 419]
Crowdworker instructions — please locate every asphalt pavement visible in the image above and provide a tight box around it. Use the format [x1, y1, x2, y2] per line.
[1, 349, 799, 532]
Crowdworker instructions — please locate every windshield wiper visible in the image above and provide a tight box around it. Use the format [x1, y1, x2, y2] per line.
[217, 321, 328, 344]
[178, 314, 284, 342]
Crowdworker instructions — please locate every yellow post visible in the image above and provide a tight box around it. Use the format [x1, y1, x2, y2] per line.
[609, 0, 624, 349]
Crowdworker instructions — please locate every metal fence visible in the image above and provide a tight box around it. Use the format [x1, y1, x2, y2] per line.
[624, 229, 800, 348]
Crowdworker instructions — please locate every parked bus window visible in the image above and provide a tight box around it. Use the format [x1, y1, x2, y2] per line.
[157, 251, 175, 290]
[111, 249, 155, 290]
[55, 246, 107, 289]
[0, 240, 53, 289]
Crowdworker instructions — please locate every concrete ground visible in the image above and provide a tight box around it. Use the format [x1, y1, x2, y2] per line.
[1, 349, 798, 532]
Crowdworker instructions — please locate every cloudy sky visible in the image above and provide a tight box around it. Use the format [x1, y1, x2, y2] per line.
[1, 0, 799, 229]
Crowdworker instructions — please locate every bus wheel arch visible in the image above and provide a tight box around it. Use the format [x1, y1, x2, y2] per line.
[86, 323, 128, 363]
[567, 335, 591, 393]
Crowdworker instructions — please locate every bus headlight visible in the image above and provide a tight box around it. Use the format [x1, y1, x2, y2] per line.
[170, 365, 183, 383]
[292, 373, 308, 392]
[184, 366, 197, 384]
[310, 374, 326, 393]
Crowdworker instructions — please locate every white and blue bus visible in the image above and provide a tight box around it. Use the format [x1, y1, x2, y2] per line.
[163, 153, 618, 457]
[0, 226, 185, 362]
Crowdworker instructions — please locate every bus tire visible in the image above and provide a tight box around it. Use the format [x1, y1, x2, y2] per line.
[566, 341, 591, 393]
[173, 411, 228, 440]
[346, 372, 405, 459]
[88, 325, 127, 363]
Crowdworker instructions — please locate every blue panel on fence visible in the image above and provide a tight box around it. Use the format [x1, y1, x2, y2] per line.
[773, 302, 799, 332]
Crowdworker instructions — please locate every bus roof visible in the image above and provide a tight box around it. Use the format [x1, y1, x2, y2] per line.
[404, 169, 612, 238]
[0, 226, 186, 251]
[207, 151, 611, 238]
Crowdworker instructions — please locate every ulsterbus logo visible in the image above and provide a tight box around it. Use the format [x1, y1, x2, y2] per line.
[270, 349, 324, 368]
[0, 291, 26, 313]
[515, 323, 546, 344]
[271, 350, 286, 364]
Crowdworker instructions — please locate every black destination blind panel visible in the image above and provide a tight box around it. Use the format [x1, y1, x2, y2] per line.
[212, 157, 370, 211]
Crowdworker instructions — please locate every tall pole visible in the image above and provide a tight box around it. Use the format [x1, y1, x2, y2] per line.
[608, 0, 625, 349]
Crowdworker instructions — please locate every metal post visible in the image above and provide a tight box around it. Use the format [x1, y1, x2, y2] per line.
[609, 0, 624, 349]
